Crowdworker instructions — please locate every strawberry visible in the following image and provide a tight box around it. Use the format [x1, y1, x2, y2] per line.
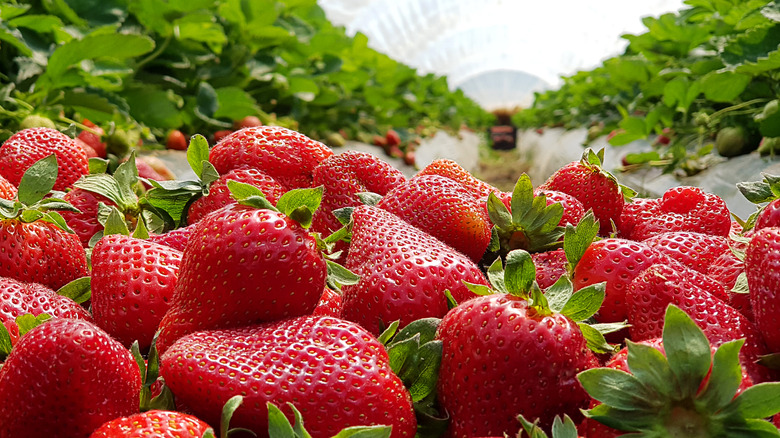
[89, 410, 212, 437]
[155, 187, 328, 353]
[386, 129, 401, 147]
[625, 264, 771, 382]
[0, 318, 142, 438]
[60, 187, 116, 246]
[0, 127, 88, 191]
[539, 149, 629, 235]
[209, 126, 334, 189]
[312, 287, 342, 318]
[532, 248, 568, 289]
[377, 174, 492, 262]
[579, 305, 779, 436]
[78, 119, 107, 158]
[147, 223, 197, 252]
[0, 156, 88, 290]
[311, 150, 406, 238]
[642, 231, 730, 273]
[618, 187, 731, 240]
[76, 137, 99, 158]
[166, 130, 188, 151]
[745, 227, 780, 353]
[416, 159, 499, 200]
[340, 205, 487, 335]
[534, 189, 586, 227]
[707, 249, 752, 320]
[91, 234, 182, 351]
[0, 174, 17, 200]
[754, 198, 780, 230]
[160, 315, 416, 437]
[187, 167, 287, 225]
[234, 115, 263, 129]
[436, 250, 604, 436]
[0, 276, 92, 327]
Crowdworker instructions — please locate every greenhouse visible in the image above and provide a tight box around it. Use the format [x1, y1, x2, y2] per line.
[1, 1, 780, 437]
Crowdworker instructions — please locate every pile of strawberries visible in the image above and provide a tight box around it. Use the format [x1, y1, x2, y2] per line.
[0, 125, 779, 438]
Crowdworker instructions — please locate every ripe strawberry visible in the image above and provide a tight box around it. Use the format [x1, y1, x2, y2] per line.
[618, 187, 731, 240]
[156, 200, 327, 353]
[539, 149, 628, 235]
[209, 126, 334, 189]
[385, 129, 401, 147]
[147, 223, 197, 252]
[745, 227, 780, 353]
[754, 198, 780, 230]
[0, 318, 142, 438]
[625, 264, 771, 382]
[166, 130, 187, 151]
[78, 119, 107, 158]
[160, 315, 416, 437]
[0, 127, 88, 191]
[89, 410, 212, 437]
[436, 254, 602, 436]
[377, 175, 492, 262]
[76, 138, 99, 158]
[0, 174, 17, 200]
[707, 242, 752, 320]
[340, 206, 487, 334]
[213, 129, 234, 143]
[311, 150, 406, 237]
[0, 276, 92, 327]
[534, 189, 586, 227]
[60, 187, 116, 247]
[234, 115, 263, 129]
[91, 234, 182, 351]
[312, 287, 342, 317]
[187, 167, 287, 225]
[532, 248, 568, 289]
[642, 231, 730, 273]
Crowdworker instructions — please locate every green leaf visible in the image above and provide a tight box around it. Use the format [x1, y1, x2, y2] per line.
[510, 174, 534, 224]
[173, 12, 227, 46]
[40, 211, 75, 234]
[731, 382, 780, 419]
[276, 186, 323, 228]
[486, 257, 507, 295]
[326, 260, 360, 289]
[15, 313, 52, 336]
[88, 158, 108, 174]
[201, 162, 220, 191]
[757, 352, 780, 370]
[564, 211, 599, 271]
[0, 322, 13, 357]
[356, 192, 383, 206]
[544, 275, 574, 314]
[560, 282, 605, 322]
[577, 368, 653, 411]
[625, 340, 675, 398]
[332, 426, 392, 438]
[56, 276, 91, 304]
[267, 402, 294, 438]
[227, 180, 278, 211]
[550, 415, 579, 438]
[124, 87, 183, 129]
[187, 134, 210, 178]
[662, 305, 712, 397]
[462, 280, 494, 296]
[377, 321, 399, 346]
[578, 322, 617, 354]
[504, 249, 535, 296]
[486, 192, 513, 230]
[103, 206, 130, 236]
[289, 402, 313, 438]
[756, 100, 780, 138]
[701, 71, 751, 102]
[388, 318, 441, 347]
[221, 396, 247, 438]
[699, 339, 745, 413]
[43, 34, 155, 87]
[737, 180, 775, 204]
[143, 188, 197, 226]
[406, 341, 442, 402]
[18, 155, 58, 206]
[132, 217, 150, 240]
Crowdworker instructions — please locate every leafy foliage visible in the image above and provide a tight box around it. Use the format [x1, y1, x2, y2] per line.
[514, 0, 780, 175]
[0, 0, 493, 146]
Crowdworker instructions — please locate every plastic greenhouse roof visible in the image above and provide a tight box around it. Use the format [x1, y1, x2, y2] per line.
[318, 0, 685, 111]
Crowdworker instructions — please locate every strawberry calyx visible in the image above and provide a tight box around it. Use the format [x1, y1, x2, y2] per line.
[486, 174, 565, 260]
[131, 333, 175, 412]
[200, 395, 255, 438]
[580, 148, 637, 203]
[0, 313, 52, 360]
[579, 305, 780, 435]
[517, 414, 579, 438]
[0, 155, 80, 233]
[266, 401, 391, 438]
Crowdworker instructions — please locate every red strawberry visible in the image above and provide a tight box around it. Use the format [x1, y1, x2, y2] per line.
[340, 206, 487, 334]
[707, 245, 752, 320]
[311, 150, 406, 237]
[619, 187, 731, 240]
[209, 126, 334, 189]
[642, 231, 730, 273]
[539, 149, 627, 235]
[166, 130, 187, 151]
[386, 129, 401, 147]
[89, 410, 212, 437]
[754, 198, 780, 231]
[416, 159, 499, 200]
[147, 223, 197, 252]
[534, 189, 586, 227]
[156, 202, 327, 353]
[187, 167, 287, 225]
[436, 294, 599, 436]
[213, 129, 234, 143]
[377, 175, 492, 262]
[234, 115, 263, 129]
[78, 119, 107, 158]
[532, 248, 568, 289]
[312, 287, 342, 318]
[625, 264, 771, 382]
[745, 227, 780, 353]
[160, 315, 416, 437]
[76, 137, 99, 158]
[60, 188, 116, 247]
[91, 235, 182, 351]
[0, 127, 88, 191]
[0, 318, 142, 438]
[0, 174, 17, 200]
[0, 276, 92, 326]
